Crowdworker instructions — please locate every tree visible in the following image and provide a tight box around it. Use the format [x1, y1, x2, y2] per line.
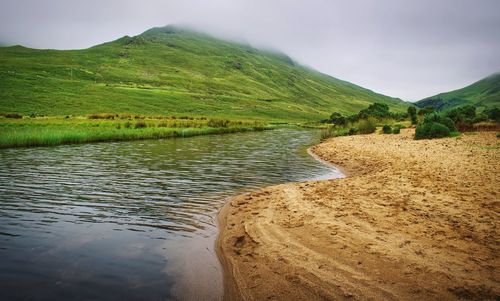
[329, 112, 347, 126]
[484, 107, 500, 122]
[358, 103, 390, 119]
[446, 105, 476, 123]
[418, 105, 435, 116]
[407, 106, 417, 125]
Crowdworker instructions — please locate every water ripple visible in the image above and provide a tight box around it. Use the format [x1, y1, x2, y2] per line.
[0, 128, 342, 300]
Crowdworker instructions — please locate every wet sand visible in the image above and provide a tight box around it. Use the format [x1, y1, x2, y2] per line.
[217, 129, 499, 300]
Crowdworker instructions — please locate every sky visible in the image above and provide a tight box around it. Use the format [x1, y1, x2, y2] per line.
[0, 0, 499, 101]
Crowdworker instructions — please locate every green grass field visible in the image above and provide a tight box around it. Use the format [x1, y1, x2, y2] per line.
[0, 25, 416, 148]
[0, 25, 409, 123]
[0, 115, 267, 148]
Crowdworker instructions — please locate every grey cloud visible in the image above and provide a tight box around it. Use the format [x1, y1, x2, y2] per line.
[0, 0, 499, 100]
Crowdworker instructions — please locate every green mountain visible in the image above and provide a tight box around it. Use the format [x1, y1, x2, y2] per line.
[415, 73, 500, 111]
[0, 25, 408, 121]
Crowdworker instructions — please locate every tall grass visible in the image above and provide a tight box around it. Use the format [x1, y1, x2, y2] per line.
[0, 116, 269, 148]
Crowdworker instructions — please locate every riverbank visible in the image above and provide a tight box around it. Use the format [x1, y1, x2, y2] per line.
[217, 129, 499, 300]
[0, 116, 268, 148]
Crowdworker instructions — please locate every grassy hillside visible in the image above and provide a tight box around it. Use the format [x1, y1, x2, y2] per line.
[415, 73, 500, 111]
[0, 25, 408, 122]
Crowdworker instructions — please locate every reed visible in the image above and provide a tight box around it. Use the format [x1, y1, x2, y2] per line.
[0, 116, 269, 148]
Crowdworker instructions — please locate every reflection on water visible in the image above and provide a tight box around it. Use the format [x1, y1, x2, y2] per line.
[0, 128, 342, 300]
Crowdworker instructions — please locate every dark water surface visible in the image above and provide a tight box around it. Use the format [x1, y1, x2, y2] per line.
[0, 129, 342, 300]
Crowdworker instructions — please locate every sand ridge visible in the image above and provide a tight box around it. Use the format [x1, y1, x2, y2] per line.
[217, 129, 499, 300]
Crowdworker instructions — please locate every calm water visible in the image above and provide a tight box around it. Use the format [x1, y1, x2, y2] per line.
[0, 128, 342, 301]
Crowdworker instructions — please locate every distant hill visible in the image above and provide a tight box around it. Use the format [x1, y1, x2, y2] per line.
[0, 25, 408, 121]
[415, 73, 500, 111]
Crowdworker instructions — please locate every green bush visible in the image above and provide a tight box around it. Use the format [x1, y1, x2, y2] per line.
[445, 105, 476, 131]
[407, 106, 417, 125]
[484, 107, 500, 122]
[382, 124, 392, 134]
[418, 105, 435, 116]
[415, 122, 450, 139]
[424, 113, 457, 132]
[356, 118, 376, 134]
[392, 127, 401, 134]
[357, 103, 391, 119]
[329, 112, 347, 126]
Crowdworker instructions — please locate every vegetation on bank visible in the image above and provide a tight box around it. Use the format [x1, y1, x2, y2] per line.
[414, 104, 499, 139]
[0, 115, 268, 148]
[415, 113, 458, 139]
[320, 102, 499, 140]
[320, 103, 409, 139]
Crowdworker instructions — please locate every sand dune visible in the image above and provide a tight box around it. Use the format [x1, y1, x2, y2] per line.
[217, 129, 499, 300]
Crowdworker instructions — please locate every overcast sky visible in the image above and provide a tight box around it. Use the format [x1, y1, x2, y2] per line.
[1, 0, 499, 101]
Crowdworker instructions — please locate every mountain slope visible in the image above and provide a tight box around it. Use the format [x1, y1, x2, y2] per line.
[0, 25, 408, 121]
[415, 73, 500, 111]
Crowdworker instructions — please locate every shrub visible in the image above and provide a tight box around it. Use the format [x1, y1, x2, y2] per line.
[135, 121, 147, 129]
[358, 103, 391, 119]
[382, 124, 392, 134]
[392, 127, 401, 134]
[415, 122, 450, 139]
[329, 112, 347, 126]
[356, 118, 376, 134]
[484, 107, 500, 122]
[115, 124, 121, 129]
[473, 113, 488, 123]
[424, 113, 457, 132]
[446, 105, 477, 131]
[124, 121, 131, 129]
[418, 105, 435, 116]
[407, 106, 417, 125]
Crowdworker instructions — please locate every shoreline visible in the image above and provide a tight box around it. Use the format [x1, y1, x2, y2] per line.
[217, 129, 499, 300]
[216, 197, 242, 300]
[216, 146, 346, 301]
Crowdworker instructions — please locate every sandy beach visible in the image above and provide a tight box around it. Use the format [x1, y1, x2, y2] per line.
[217, 129, 499, 300]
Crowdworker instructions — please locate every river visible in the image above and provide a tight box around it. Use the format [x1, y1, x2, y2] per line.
[0, 128, 342, 300]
